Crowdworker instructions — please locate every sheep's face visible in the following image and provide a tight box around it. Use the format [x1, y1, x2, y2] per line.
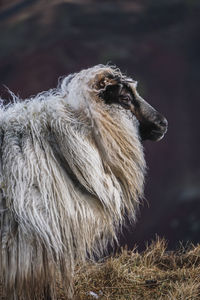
[97, 72, 168, 141]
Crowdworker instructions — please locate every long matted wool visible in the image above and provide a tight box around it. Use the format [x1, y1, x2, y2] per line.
[0, 65, 146, 299]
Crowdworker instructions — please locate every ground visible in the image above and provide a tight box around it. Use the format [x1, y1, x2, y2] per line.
[72, 238, 200, 300]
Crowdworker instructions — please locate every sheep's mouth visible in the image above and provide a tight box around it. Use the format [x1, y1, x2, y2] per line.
[139, 124, 167, 141]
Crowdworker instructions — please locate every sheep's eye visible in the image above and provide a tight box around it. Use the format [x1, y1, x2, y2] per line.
[120, 95, 131, 101]
[98, 81, 134, 109]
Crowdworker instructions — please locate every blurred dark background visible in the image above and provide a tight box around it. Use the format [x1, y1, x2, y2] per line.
[0, 0, 200, 250]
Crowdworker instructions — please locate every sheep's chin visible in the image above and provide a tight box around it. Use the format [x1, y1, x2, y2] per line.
[154, 134, 164, 142]
[140, 130, 165, 142]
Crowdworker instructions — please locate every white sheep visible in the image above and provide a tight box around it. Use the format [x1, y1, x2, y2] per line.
[0, 65, 167, 299]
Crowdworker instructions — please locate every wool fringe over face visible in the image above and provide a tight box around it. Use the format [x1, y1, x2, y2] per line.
[0, 65, 146, 299]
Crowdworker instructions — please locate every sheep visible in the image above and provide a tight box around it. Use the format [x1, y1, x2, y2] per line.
[0, 64, 167, 299]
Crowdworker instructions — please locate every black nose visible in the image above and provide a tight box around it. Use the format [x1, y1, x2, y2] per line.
[139, 113, 168, 141]
[155, 115, 168, 130]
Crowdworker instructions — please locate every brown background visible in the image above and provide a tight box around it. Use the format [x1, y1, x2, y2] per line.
[0, 0, 200, 250]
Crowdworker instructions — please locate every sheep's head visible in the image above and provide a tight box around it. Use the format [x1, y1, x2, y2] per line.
[95, 71, 168, 141]
[65, 65, 167, 141]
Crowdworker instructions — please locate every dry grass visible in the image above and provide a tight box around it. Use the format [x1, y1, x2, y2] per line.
[1, 238, 200, 299]
[72, 238, 200, 300]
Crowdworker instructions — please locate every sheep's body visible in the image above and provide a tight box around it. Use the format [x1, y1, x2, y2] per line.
[0, 65, 146, 299]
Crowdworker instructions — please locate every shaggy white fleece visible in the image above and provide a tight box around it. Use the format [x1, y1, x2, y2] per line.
[0, 65, 146, 299]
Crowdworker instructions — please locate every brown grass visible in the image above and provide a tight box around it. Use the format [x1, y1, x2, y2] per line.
[1, 238, 200, 299]
[72, 237, 200, 300]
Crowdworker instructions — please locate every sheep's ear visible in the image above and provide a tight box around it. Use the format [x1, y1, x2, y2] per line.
[95, 73, 121, 90]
